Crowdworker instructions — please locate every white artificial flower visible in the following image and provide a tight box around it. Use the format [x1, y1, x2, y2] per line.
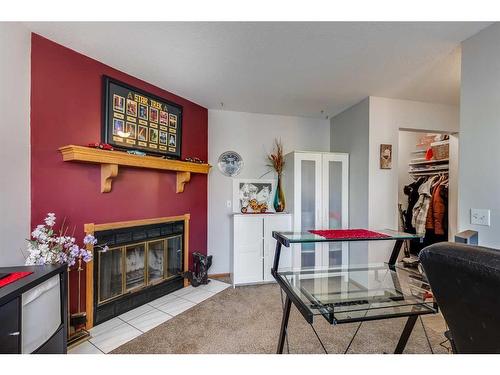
[44, 213, 56, 227]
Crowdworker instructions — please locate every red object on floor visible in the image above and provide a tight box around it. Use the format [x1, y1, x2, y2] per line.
[309, 229, 390, 240]
[0, 272, 33, 288]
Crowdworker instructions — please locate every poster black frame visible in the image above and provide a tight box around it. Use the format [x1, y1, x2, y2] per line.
[102, 75, 183, 159]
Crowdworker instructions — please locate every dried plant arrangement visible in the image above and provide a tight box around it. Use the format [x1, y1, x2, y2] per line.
[267, 138, 285, 176]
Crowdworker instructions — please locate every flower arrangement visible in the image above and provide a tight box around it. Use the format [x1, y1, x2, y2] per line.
[25, 213, 108, 267]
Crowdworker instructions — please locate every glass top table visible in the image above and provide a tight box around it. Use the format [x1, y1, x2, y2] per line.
[271, 228, 432, 354]
[276, 263, 436, 325]
[273, 229, 421, 246]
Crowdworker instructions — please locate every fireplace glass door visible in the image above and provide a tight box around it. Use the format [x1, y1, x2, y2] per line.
[167, 235, 182, 277]
[97, 234, 183, 306]
[148, 240, 165, 284]
[98, 248, 123, 303]
[125, 243, 146, 291]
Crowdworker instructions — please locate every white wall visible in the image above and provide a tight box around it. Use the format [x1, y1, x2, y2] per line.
[459, 23, 500, 248]
[208, 110, 330, 274]
[0, 23, 31, 266]
[330, 98, 370, 265]
[368, 97, 459, 262]
[332, 96, 459, 264]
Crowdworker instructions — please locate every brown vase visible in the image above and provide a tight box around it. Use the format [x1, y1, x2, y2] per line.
[273, 174, 286, 212]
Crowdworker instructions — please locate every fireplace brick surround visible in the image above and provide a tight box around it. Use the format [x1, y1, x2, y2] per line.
[30, 34, 208, 321]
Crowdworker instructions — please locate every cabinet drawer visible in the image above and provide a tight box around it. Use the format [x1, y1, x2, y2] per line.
[0, 298, 20, 353]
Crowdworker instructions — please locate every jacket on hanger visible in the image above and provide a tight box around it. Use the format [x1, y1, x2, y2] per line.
[433, 184, 447, 235]
[412, 176, 438, 236]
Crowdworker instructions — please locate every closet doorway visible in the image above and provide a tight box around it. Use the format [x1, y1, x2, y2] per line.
[397, 129, 458, 259]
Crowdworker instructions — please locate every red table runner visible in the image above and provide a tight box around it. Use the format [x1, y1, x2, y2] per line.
[309, 229, 390, 240]
[0, 272, 33, 288]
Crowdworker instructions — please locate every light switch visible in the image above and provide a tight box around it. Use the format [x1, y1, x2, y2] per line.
[471, 209, 491, 226]
[226, 200, 232, 208]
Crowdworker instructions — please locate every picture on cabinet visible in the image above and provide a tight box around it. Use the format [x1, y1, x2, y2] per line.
[380, 144, 392, 169]
[233, 179, 276, 214]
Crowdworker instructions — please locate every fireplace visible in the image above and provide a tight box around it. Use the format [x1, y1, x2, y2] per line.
[84, 215, 189, 328]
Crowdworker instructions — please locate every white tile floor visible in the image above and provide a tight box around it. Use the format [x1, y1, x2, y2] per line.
[69, 279, 229, 354]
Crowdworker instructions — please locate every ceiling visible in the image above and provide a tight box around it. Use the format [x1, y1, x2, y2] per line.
[25, 22, 491, 118]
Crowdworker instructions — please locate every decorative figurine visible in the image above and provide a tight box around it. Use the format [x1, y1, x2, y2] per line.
[183, 252, 212, 287]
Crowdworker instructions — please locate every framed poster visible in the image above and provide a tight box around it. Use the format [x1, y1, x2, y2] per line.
[380, 144, 392, 169]
[102, 76, 183, 158]
[232, 179, 276, 213]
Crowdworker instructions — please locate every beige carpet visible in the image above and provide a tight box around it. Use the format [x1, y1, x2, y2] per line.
[112, 282, 449, 354]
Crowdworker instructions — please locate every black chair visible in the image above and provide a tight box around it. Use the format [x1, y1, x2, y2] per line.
[419, 242, 500, 353]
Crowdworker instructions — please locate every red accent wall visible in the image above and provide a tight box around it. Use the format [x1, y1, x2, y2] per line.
[30, 34, 208, 312]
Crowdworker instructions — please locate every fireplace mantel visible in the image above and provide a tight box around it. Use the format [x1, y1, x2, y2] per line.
[59, 145, 211, 193]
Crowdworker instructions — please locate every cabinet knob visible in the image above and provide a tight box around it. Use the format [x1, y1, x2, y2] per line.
[8, 332, 20, 336]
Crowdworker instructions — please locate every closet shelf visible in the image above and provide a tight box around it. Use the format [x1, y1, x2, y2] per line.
[409, 158, 449, 166]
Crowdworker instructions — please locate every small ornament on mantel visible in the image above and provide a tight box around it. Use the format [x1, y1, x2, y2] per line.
[267, 139, 286, 212]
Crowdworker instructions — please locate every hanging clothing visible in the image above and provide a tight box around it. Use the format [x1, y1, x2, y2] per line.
[433, 184, 448, 235]
[403, 178, 425, 232]
[425, 183, 438, 230]
[412, 176, 438, 236]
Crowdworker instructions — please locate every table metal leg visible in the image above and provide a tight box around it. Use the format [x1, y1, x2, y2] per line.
[277, 295, 292, 354]
[388, 239, 404, 266]
[272, 240, 282, 277]
[394, 315, 418, 354]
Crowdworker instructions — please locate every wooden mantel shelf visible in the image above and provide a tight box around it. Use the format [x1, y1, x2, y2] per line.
[59, 145, 211, 193]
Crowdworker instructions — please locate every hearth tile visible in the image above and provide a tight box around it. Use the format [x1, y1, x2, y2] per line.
[89, 322, 142, 353]
[148, 292, 180, 308]
[156, 297, 195, 316]
[118, 303, 155, 322]
[200, 280, 230, 293]
[181, 289, 215, 304]
[172, 285, 194, 297]
[89, 317, 123, 337]
[128, 309, 172, 332]
[68, 341, 103, 354]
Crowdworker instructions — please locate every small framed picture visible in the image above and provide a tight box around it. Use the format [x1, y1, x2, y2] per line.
[159, 130, 167, 145]
[160, 110, 168, 125]
[125, 122, 137, 139]
[149, 128, 158, 143]
[169, 113, 177, 128]
[113, 118, 124, 135]
[137, 125, 148, 141]
[168, 133, 176, 147]
[113, 94, 125, 113]
[138, 104, 148, 121]
[232, 179, 276, 213]
[380, 144, 392, 169]
[126, 99, 137, 117]
[150, 107, 159, 123]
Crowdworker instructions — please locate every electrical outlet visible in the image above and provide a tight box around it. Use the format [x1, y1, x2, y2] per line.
[226, 200, 232, 208]
[471, 209, 491, 226]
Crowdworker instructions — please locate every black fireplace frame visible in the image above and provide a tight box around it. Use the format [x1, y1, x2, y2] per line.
[92, 220, 185, 326]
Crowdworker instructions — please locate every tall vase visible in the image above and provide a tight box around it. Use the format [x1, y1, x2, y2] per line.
[274, 173, 286, 212]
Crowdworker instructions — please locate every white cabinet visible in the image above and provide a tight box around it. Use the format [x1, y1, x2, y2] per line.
[283, 151, 349, 269]
[232, 213, 292, 286]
